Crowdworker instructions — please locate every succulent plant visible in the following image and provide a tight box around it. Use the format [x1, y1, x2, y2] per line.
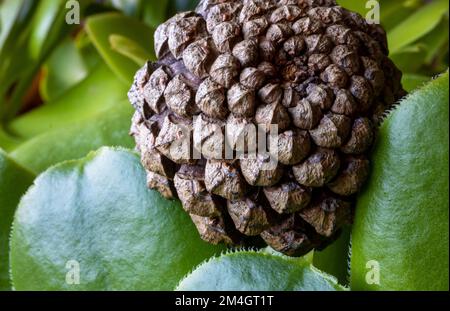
[128, 0, 405, 256]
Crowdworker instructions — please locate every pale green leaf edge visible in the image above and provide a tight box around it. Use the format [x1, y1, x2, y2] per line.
[347, 69, 449, 287]
[7, 146, 135, 290]
[175, 248, 349, 291]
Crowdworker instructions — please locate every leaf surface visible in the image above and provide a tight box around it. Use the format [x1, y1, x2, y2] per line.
[10, 148, 225, 290]
[388, 0, 449, 54]
[10, 100, 134, 174]
[313, 227, 351, 286]
[176, 251, 346, 291]
[0, 149, 35, 290]
[86, 13, 155, 83]
[8, 64, 127, 139]
[350, 72, 449, 291]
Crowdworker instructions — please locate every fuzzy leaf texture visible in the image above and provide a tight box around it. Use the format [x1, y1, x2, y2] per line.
[176, 251, 346, 291]
[350, 72, 449, 291]
[10, 148, 225, 290]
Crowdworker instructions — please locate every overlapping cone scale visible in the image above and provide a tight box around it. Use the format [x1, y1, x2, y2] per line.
[128, 0, 405, 256]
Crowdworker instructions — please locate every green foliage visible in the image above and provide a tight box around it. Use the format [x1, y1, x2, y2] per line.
[8, 64, 128, 138]
[0, 149, 35, 290]
[351, 72, 449, 291]
[0, 128, 23, 152]
[109, 34, 153, 66]
[39, 38, 90, 101]
[10, 100, 134, 174]
[312, 227, 351, 286]
[387, 0, 449, 54]
[0, 0, 84, 122]
[28, 0, 68, 60]
[401, 73, 431, 92]
[10, 148, 225, 290]
[176, 251, 346, 291]
[85, 13, 155, 83]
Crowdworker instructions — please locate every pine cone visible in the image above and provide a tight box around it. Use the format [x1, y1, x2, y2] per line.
[128, 0, 405, 257]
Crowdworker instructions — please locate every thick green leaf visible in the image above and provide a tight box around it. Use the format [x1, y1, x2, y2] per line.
[86, 13, 155, 84]
[0, 0, 36, 60]
[388, 0, 449, 54]
[10, 100, 134, 174]
[176, 251, 346, 291]
[7, 64, 128, 139]
[27, 0, 65, 60]
[10, 147, 225, 290]
[39, 38, 89, 101]
[74, 30, 103, 72]
[421, 18, 449, 64]
[1, 0, 77, 120]
[313, 227, 351, 286]
[390, 44, 428, 73]
[0, 0, 28, 50]
[380, 0, 422, 32]
[351, 72, 449, 291]
[0, 128, 23, 152]
[0, 0, 37, 120]
[0, 149, 35, 291]
[401, 74, 430, 92]
[262, 247, 314, 264]
[109, 34, 152, 66]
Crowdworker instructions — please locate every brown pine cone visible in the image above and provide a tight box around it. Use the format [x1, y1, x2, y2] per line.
[128, 0, 405, 257]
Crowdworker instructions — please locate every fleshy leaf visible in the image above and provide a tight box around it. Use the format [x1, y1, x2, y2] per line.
[401, 74, 430, 92]
[421, 17, 449, 64]
[378, 0, 422, 32]
[0, 0, 30, 50]
[10, 100, 134, 174]
[0, 127, 23, 152]
[86, 13, 155, 83]
[7, 64, 128, 139]
[27, 0, 65, 60]
[39, 38, 89, 101]
[0, 149, 35, 291]
[176, 251, 346, 291]
[10, 147, 225, 290]
[388, 0, 449, 54]
[350, 72, 449, 291]
[313, 227, 351, 286]
[109, 34, 152, 66]
[390, 44, 428, 73]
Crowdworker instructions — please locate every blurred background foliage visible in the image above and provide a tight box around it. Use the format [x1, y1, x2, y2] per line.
[0, 0, 448, 173]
